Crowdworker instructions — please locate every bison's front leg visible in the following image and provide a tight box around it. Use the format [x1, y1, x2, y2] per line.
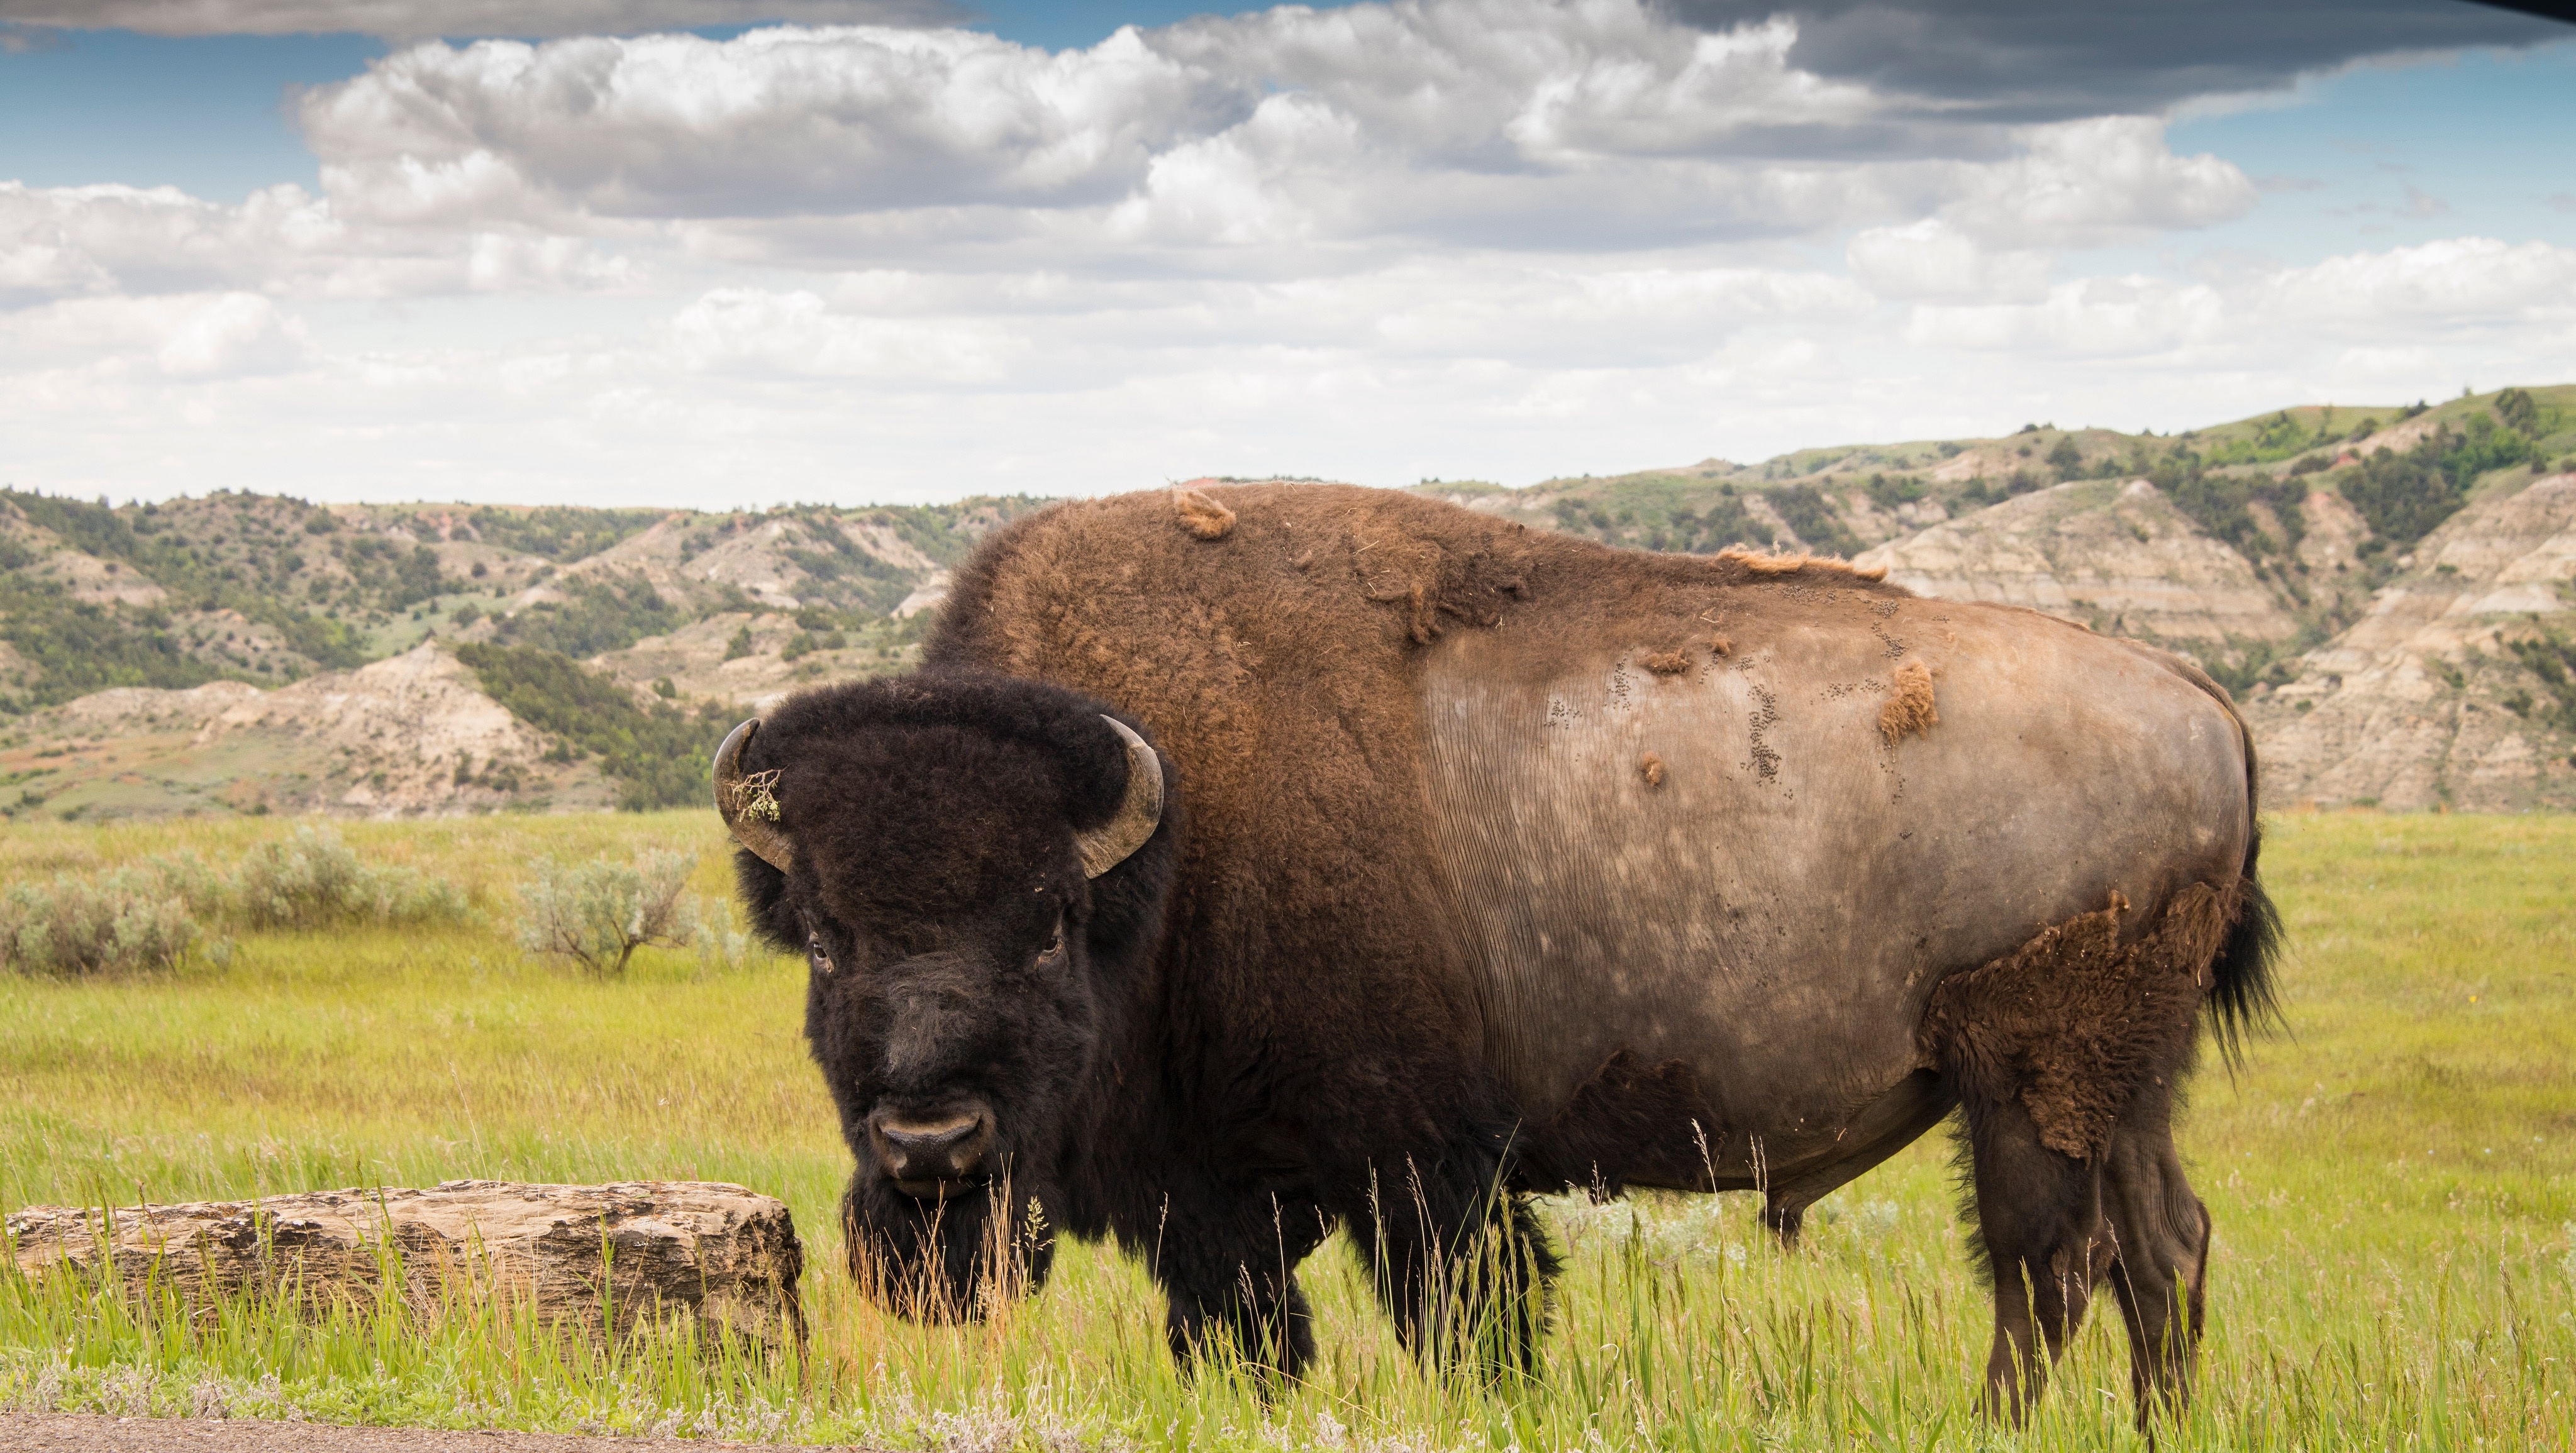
[1350, 1139, 1560, 1379]
[1150, 1189, 1329, 1381]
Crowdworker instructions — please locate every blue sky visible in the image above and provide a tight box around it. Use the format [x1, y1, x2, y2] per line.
[0, 1, 2569, 506]
[2163, 43, 2576, 263]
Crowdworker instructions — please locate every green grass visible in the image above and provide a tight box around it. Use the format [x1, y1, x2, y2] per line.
[4, 810, 2573, 1447]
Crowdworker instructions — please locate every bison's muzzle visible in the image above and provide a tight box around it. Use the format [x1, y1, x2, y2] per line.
[869, 1103, 997, 1197]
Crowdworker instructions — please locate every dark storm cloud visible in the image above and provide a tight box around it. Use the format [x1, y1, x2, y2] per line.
[1659, 0, 2568, 121]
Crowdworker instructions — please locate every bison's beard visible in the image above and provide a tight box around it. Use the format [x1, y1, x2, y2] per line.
[842, 1166, 1058, 1322]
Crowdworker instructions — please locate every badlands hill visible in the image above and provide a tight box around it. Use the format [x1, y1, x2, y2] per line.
[5, 385, 2572, 818]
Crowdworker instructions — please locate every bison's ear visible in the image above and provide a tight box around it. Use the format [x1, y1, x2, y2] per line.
[1073, 715, 1163, 878]
[714, 718, 794, 871]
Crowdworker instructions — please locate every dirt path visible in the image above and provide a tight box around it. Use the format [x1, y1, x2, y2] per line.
[0, 1413, 872, 1451]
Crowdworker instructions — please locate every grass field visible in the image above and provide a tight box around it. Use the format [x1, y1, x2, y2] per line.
[3, 809, 2572, 1449]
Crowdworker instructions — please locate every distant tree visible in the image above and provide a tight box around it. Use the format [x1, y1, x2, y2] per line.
[1865, 473, 1924, 510]
[2045, 436, 2083, 476]
[519, 850, 699, 975]
[1767, 485, 1865, 556]
[2494, 387, 2538, 437]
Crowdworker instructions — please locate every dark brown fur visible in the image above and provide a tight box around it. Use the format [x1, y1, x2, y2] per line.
[1921, 885, 2235, 1159]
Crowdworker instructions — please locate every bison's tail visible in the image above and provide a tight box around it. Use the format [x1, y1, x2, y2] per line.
[2207, 713, 2284, 1064]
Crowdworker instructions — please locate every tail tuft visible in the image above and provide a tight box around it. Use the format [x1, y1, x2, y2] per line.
[2207, 820, 2284, 1063]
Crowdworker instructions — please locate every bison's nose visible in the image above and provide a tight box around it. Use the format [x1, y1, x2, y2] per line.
[869, 1104, 995, 1194]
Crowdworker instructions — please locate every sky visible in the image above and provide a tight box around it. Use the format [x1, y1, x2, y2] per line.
[1, 0, 2571, 509]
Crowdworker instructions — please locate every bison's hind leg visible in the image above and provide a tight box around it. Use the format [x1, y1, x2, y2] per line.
[1923, 884, 2236, 1423]
[1953, 1091, 2111, 1421]
[2101, 1081, 2212, 1425]
[1960, 1076, 2212, 1428]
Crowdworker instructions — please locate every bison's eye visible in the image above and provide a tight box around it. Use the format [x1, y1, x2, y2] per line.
[1038, 921, 1067, 966]
[808, 934, 835, 975]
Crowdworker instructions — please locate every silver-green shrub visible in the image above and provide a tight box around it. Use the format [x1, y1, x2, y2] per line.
[518, 849, 699, 975]
[694, 909, 760, 977]
[0, 868, 199, 975]
[229, 827, 468, 930]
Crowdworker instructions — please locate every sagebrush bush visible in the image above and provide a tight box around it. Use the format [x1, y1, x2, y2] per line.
[142, 851, 230, 918]
[694, 912, 759, 977]
[518, 849, 698, 975]
[0, 869, 198, 975]
[230, 827, 469, 930]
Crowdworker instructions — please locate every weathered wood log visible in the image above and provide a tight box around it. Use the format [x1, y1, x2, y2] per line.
[3, 1180, 803, 1350]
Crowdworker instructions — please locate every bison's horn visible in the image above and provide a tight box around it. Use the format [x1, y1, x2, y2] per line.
[1074, 716, 1163, 878]
[713, 718, 794, 873]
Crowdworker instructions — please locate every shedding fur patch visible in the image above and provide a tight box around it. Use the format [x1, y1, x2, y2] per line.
[1351, 521, 1528, 644]
[1707, 636, 1733, 658]
[1878, 660, 1938, 745]
[1920, 883, 2239, 1159]
[1172, 487, 1236, 540]
[1638, 649, 1692, 676]
[1716, 546, 1890, 582]
[1638, 752, 1665, 787]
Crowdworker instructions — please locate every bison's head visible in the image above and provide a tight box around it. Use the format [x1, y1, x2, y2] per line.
[715, 670, 1175, 1319]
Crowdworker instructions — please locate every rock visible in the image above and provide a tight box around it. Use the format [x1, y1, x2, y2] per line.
[2246, 470, 2576, 810]
[5, 1180, 803, 1351]
[1853, 478, 2302, 656]
[21, 643, 611, 819]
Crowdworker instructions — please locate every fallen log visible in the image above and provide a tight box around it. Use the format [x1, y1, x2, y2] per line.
[3, 1180, 803, 1350]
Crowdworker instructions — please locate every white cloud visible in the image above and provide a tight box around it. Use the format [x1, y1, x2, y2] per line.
[290, 3, 2219, 260]
[1897, 237, 2576, 360]
[1845, 219, 2052, 302]
[1904, 275, 2228, 357]
[667, 287, 1021, 380]
[7, 228, 2564, 509]
[155, 292, 311, 376]
[0, 290, 311, 378]
[0, 0, 2562, 509]
[0, 180, 643, 301]
[0, 1, 953, 39]
[299, 25, 1233, 225]
[1941, 118, 2256, 249]
[2265, 237, 2576, 327]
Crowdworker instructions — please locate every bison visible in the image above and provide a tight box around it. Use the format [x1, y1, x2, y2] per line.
[716, 483, 2278, 1422]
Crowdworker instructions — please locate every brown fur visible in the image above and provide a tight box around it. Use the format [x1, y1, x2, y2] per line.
[1879, 659, 1940, 745]
[928, 485, 1924, 1227]
[1920, 883, 2238, 1159]
[1638, 753, 1665, 787]
[919, 483, 2264, 1410]
[933, 487, 1916, 1039]
[1172, 487, 1236, 540]
[1638, 648, 1692, 676]
[1717, 546, 1889, 582]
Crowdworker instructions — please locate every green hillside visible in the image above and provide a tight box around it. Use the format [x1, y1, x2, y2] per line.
[4, 385, 2570, 819]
